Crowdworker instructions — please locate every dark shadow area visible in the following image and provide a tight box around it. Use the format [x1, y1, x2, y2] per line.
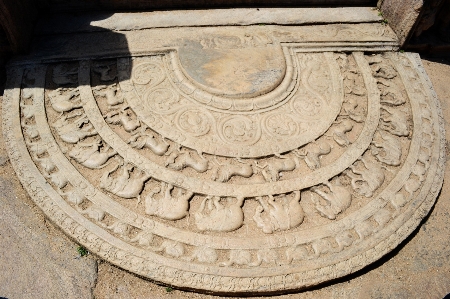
[406, 0, 450, 57]
[421, 56, 450, 67]
[37, 0, 378, 13]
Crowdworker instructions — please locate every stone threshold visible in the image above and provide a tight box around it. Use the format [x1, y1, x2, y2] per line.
[35, 7, 383, 35]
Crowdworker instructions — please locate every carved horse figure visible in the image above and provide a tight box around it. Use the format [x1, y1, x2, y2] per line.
[212, 157, 253, 182]
[311, 178, 352, 220]
[329, 119, 354, 147]
[92, 63, 117, 81]
[69, 138, 117, 169]
[105, 107, 140, 132]
[100, 162, 151, 205]
[194, 196, 245, 232]
[52, 113, 96, 144]
[48, 88, 82, 114]
[93, 83, 124, 108]
[128, 126, 169, 156]
[253, 191, 304, 234]
[255, 153, 300, 182]
[295, 141, 332, 170]
[165, 147, 208, 173]
[145, 182, 194, 220]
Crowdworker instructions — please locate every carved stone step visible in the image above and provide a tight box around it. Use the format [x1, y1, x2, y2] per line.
[3, 24, 444, 294]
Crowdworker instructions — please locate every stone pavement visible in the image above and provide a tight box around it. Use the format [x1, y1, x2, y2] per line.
[0, 9, 449, 298]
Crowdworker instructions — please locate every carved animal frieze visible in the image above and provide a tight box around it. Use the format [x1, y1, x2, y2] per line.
[342, 96, 366, 123]
[346, 156, 385, 198]
[377, 78, 406, 106]
[285, 245, 311, 263]
[128, 126, 169, 156]
[211, 158, 253, 182]
[129, 230, 154, 247]
[220, 250, 252, 267]
[48, 88, 82, 114]
[249, 249, 280, 267]
[255, 154, 300, 182]
[335, 230, 355, 251]
[45, 170, 69, 189]
[6, 50, 444, 293]
[105, 107, 140, 132]
[145, 182, 193, 221]
[92, 62, 117, 81]
[371, 131, 402, 166]
[311, 238, 335, 257]
[184, 246, 218, 264]
[380, 106, 410, 137]
[295, 141, 332, 169]
[58, 188, 85, 205]
[253, 191, 304, 233]
[152, 240, 185, 258]
[93, 84, 124, 108]
[81, 206, 106, 221]
[329, 119, 354, 147]
[165, 147, 209, 173]
[194, 196, 244, 232]
[99, 162, 151, 204]
[52, 112, 97, 144]
[69, 138, 116, 169]
[311, 178, 352, 220]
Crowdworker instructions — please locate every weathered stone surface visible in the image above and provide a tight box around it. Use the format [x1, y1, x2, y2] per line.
[3, 26, 444, 294]
[378, 0, 422, 46]
[35, 8, 383, 35]
[23, 23, 398, 63]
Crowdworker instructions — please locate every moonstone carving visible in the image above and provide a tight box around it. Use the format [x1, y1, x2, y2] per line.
[3, 27, 444, 294]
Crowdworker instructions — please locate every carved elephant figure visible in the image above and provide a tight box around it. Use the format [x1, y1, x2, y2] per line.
[93, 83, 123, 107]
[311, 179, 352, 220]
[285, 245, 310, 263]
[347, 157, 385, 198]
[100, 163, 151, 204]
[371, 130, 402, 166]
[194, 196, 245, 232]
[145, 183, 193, 220]
[220, 250, 251, 267]
[105, 107, 140, 132]
[253, 191, 304, 234]
[330, 119, 354, 147]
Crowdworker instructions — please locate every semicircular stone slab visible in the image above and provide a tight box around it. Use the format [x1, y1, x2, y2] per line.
[3, 36, 445, 295]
